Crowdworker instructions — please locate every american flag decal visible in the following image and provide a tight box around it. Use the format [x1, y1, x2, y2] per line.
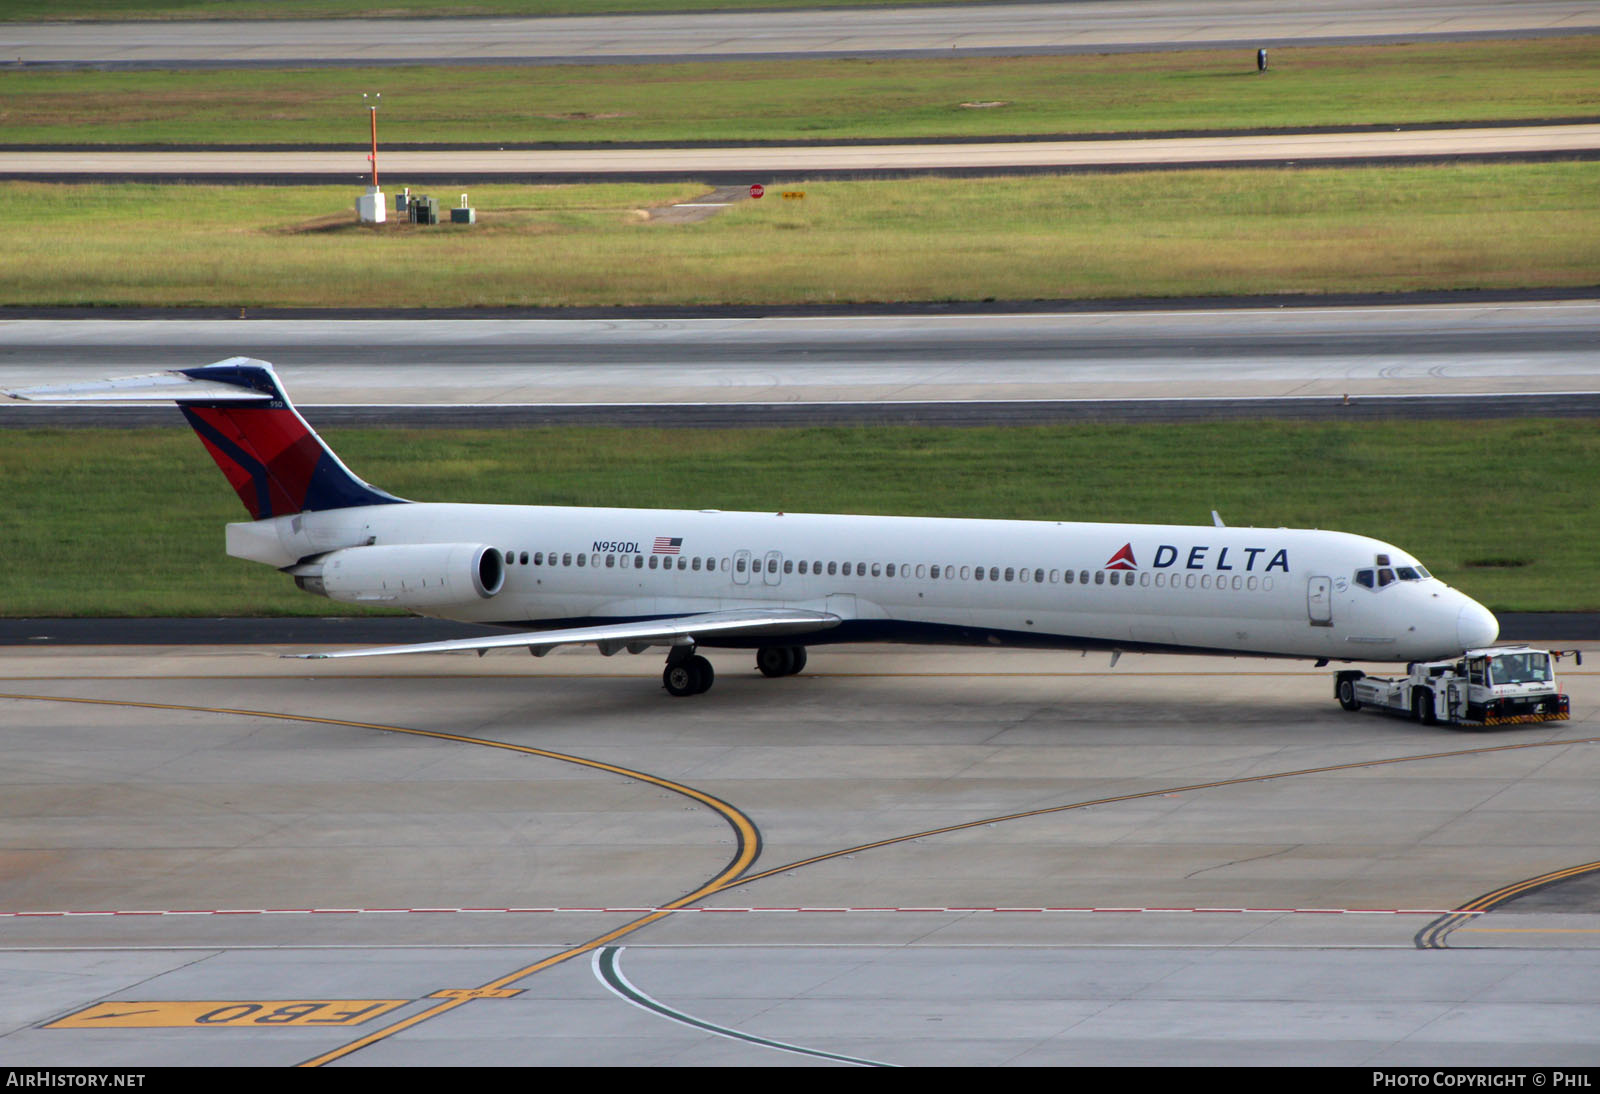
[653, 537, 682, 555]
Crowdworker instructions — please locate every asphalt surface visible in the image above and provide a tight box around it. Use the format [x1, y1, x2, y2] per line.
[6, 392, 1600, 430]
[5, 1, 1597, 67]
[8, 123, 1597, 184]
[3, 646, 1596, 1065]
[5, 300, 1598, 411]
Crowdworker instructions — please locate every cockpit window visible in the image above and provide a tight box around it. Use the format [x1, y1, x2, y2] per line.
[1414, 565, 1431, 579]
[1396, 566, 1422, 581]
[1355, 569, 1374, 589]
[1376, 568, 1396, 587]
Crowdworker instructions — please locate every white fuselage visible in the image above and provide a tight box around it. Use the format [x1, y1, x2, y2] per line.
[231, 501, 1498, 663]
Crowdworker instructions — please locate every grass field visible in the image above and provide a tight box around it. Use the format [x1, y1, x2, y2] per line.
[4, 164, 1596, 308]
[1, 419, 1593, 616]
[4, 40, 1597, 145]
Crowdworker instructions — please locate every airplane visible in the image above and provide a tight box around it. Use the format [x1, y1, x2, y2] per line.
[7, 358, 1500, 696]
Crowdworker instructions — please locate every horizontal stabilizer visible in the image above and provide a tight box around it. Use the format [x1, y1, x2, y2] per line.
[289, 608, 842, 661]
[4, 359, 276, 403]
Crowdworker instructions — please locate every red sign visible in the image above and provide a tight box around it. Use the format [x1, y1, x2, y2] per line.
[749, 184, 764, 199]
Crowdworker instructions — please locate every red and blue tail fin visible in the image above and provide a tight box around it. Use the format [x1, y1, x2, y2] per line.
[174, 358, 406, 520]
[5, 357, 405, 520]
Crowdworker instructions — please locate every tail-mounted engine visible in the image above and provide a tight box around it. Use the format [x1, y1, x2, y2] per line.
[292, 543, 505, 609]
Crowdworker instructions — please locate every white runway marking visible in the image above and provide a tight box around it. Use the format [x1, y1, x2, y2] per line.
[593, 946, 895, 1067]
[0, 904, 1484, 918]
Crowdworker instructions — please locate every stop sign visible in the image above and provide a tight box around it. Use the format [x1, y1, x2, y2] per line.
[749, 183, 764, 199]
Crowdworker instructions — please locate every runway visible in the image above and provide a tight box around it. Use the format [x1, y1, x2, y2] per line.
[7, 1, 1598, 67]
[9, 123, 1598, 184]
[2, 646, 1596, 1066]
[3, 301, 1598, 427]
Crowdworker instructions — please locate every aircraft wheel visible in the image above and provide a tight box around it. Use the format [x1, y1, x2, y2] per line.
[1337, 676, 1362, 712]
[664, 659, 705, 697]
[689, 655, 715, 694]
[756, 646, 799, 678]
[789, 647, 807, 675]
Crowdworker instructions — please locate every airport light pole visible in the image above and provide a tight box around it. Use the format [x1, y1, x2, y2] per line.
[356, 92, 386, 223]
[364, 92, 380, 188]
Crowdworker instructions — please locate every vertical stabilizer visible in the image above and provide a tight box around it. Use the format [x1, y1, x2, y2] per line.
[174, 359, 406, 520]
[4, 357, 406, 520]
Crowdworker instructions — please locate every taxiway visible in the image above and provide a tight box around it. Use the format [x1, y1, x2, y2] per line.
[1, 645, 1595, 1065]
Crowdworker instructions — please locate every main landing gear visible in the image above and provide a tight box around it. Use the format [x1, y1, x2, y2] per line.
[662, 644, 809, 697]
[662, 648, 715, 697]
[756, 645, 807, 679]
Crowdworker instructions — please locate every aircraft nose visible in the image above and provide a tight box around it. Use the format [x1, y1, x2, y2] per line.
[1457, 599, 1499, 650]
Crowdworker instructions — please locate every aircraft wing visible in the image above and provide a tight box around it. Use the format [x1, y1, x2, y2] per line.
[289, 608, 842, 660]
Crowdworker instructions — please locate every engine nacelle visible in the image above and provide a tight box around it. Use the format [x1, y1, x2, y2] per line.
[293, 543, 505, 609]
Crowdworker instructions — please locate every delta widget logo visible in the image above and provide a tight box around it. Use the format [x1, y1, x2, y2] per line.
[1104, 544, 1137, 571]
